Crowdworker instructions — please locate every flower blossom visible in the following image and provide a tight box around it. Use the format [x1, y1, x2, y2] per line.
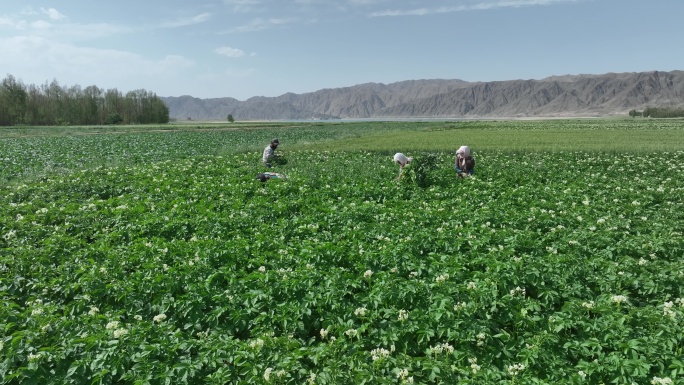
[249, 338, 264, 349]
[371, 348, 390, 361]
[610, 295, 628, 304]
[506, 363, 526, 376]
[469, 358, 481, 374]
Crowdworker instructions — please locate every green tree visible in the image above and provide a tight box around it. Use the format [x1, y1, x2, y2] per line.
[0, 74, 28, 125]
[227, 114, 234, 123]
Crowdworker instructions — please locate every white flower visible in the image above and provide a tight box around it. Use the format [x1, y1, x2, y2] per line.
[663, 301, 676, 318]
[134, 315, 143, 321]
[398, 309, 409, 322]
[429, 342, 454, 355]
[319, 329, 329, 339]
[435, 273, 449, 283]
[611, 295, 628, 304]
[469, 358, 481, 373]
[581, 301, 595, 309]
[651, 377, 673, 385]
[344, 329, 358, 338]
[88, 306, 99, 316]
[106, 321, 119, 330]
[578, 370, 586, 380]
[153, 313, 167, 323]
[113, 328, 129, 338]
[249, 338, 264, 349]
[28, 352, 42, 361]
[264, 367, 273, 382]
[258, 266, 266, 272]
[509, 286, 526, 297]
[467, 281, 477, 290]
[354, 307, 367, 317]
[506, 363, 526, 376]
[476, 333, 486, 346]
[370, 347, 390, 361]
[454, 302, 467, 311]
[363, 270, 373, 278]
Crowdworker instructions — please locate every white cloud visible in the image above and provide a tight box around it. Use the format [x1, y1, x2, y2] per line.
[347, 0, 389, 4]
[222, 17, 297, 33]
[214, 46, 246, 57]
[224, 0, 263, 4]
[369, 0, 579, 17]
[52, 23, 134, 40]
[223, 0, 266, 12]
[41, 8, 66, 21]
[0, 35, 195, 91]
[0, 10, 130, 40]
[20, 7, 39, 16]
[161, 12, 211, 28]
[0, 17, 16, 28]
[30, 20, 52, 30]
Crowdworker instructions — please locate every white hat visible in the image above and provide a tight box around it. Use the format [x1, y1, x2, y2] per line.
[456, 146, 471, 157]
[393, 153, 413, 166]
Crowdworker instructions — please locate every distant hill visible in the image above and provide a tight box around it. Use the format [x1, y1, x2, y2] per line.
[161, 71, 684, 120]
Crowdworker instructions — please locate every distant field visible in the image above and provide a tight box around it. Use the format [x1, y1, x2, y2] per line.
[1, 119, 683, 384]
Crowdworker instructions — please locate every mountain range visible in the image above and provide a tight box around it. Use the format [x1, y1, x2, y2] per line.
[161, 70, 684, 121]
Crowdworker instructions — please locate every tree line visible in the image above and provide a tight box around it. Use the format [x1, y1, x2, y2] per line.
[629, 106, 684, 118]
[0, 74, 169, 126]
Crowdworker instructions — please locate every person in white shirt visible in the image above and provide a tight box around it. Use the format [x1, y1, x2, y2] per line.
[393, 152, 413, 180]
[455, 145, 475, 177]
[262, 138, 280, 167]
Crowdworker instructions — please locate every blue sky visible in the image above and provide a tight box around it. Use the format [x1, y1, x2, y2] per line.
[1, 0, 681, 100]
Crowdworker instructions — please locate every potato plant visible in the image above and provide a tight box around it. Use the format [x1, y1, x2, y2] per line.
[1, 125, 683, 384]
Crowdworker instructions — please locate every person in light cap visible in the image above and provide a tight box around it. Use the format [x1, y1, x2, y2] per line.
[393, 152, 413, 180]
[455, 145, 475, 177]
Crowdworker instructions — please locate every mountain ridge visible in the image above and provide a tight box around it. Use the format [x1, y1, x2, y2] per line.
[161, 70, 684, 120]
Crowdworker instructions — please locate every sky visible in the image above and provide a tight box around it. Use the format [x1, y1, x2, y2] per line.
[1, 0, 682, 101]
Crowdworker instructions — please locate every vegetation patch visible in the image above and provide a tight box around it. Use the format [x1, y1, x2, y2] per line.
[1, 120, 683, 384]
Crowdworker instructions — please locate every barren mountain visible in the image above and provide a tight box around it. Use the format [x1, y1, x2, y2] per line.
[161, 70, 683, 120]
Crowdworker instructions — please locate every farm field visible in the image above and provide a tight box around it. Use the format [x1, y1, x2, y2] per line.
[1, 120, 684, 384]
